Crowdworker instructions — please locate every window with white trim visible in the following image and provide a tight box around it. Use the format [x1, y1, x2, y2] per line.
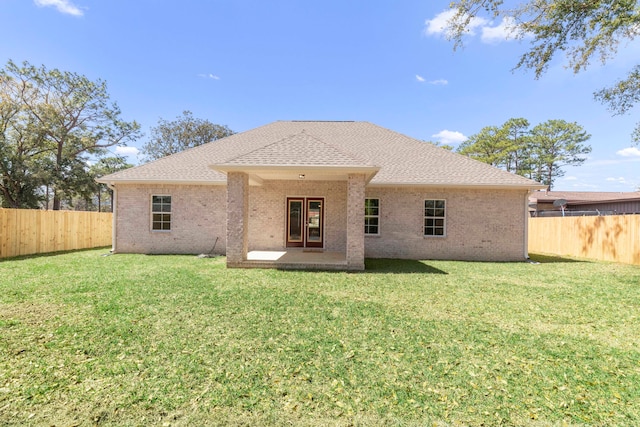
[364, 198, 379, 235]
[151, 195, 172, 231]
[424, 199, 445, 237]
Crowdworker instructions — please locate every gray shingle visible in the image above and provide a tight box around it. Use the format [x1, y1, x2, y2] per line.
[99, 121, 544, 189]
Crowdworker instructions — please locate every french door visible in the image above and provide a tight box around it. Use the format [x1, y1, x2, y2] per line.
[286, 197, 324, 248]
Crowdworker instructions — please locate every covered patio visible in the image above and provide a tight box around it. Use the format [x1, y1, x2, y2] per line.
[211, 133, 380, 271]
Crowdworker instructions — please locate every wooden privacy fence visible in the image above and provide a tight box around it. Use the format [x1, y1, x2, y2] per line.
[0, 209, 112, 259]
[529, 215, 640, 265]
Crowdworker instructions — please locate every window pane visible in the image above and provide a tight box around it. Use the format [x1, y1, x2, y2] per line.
[152, 195, 171, 231]
[425, 199, 445, 237]
[365, 217, 379, 234]
[365, 199, 380, 235]
[365, 199, 379, 216]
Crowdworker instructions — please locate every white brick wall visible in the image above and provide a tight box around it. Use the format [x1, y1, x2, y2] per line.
[248, 180, 348, 252]
[364, 187, 528, 261]
[114, 184, 227, 254]
[114, 182, 528, 262]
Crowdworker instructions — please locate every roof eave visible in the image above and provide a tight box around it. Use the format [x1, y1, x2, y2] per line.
[367, 182, 547, 191]
[210, 164, 381, 183]
[96, 178, 226, 186]
[210, 164, 380, 173]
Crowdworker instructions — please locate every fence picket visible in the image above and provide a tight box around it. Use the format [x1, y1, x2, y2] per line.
[0, 209, 112, 259]
[529, 216, 640, 265]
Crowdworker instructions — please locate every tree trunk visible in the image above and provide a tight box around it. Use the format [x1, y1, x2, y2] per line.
[52, 142, 63, 210]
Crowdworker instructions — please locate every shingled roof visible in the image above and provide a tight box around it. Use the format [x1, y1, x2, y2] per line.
[99, 121, 544, 189]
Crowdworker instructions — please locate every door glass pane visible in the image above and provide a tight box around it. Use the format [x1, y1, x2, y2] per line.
[288, 200, 303, 242]
[307, 200, 322, 242]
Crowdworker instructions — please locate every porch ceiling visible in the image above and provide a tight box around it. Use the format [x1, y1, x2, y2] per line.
[210, 164, 380, 185]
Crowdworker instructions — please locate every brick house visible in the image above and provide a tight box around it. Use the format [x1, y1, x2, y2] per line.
[98, 121, 545, 270]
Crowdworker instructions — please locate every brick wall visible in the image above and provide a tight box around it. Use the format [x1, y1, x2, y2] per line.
[114, 184, 226, 254]
[364, 187, 528, 261]
[346, 174, 365, 269]
[226, 172, 249, 264]
[248, 180, 347, 252]
[114, 182, 528, 262]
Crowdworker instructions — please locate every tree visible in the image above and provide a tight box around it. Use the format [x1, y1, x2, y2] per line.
[447, 0, 640, 143]
[529, 119, 592, 188]
[502, 117, 532, 176]
[141, 111, 234, 162]
[0, 60, 141, 210]
[0, 73, 49, 208]
[425, 140, 454, 151]
[457, 118, 591, 188]
[89, 156, 133, 212]
[457, 125, 510, 167]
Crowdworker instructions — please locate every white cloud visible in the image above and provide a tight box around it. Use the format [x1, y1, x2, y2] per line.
[417, 75, 448, 85]
[571, 182, 600, 189]
[425, 10, 520, 44]
[34, 0, 83, 16]
[481, 17, 518, 43]
[563, 176, 578, 181]
[115, 146, 139, 156]
[432, 130, 467, 145]
[606, 176, 627, 183]
[616, 147, 640, 157]
[424, 9, 488, 38]
[198, 73, 220, 80]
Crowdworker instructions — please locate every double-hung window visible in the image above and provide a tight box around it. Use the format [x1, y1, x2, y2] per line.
[364, 198, 380, 235]
[424, 199, 445, 236]
[151, 195, 172, 231]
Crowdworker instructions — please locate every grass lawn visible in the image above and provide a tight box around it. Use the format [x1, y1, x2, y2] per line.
[1, 250, 639, 426]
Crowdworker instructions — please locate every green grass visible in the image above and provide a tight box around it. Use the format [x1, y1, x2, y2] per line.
[1, 251, 639, 426]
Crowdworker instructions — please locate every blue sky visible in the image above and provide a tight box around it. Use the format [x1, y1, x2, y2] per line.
[2, 0, 639, 191]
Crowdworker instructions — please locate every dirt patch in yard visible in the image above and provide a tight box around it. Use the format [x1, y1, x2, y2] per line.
[0, 302, 61, 327]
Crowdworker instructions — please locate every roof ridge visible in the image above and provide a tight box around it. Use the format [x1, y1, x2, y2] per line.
[218, 131, 306, 164]
[298, 129, 376, 167]
[288, 120, 356, 123]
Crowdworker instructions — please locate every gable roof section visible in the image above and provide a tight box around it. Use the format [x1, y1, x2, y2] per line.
[99, 121, 544, 189]
[211, 129, 380, 182]
[218, 130, 374, 167]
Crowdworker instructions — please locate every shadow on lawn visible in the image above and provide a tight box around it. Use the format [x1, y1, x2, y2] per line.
[0, 247, 112, 262]
[364, 259, 447, 274]
[528, 253, 589, 264]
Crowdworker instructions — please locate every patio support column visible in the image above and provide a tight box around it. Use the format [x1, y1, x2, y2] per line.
[346, 173, 366, 270]
[226, 171, 249, 267]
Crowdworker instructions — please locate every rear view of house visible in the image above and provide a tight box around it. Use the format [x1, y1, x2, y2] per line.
[98, 121, 545, 270]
